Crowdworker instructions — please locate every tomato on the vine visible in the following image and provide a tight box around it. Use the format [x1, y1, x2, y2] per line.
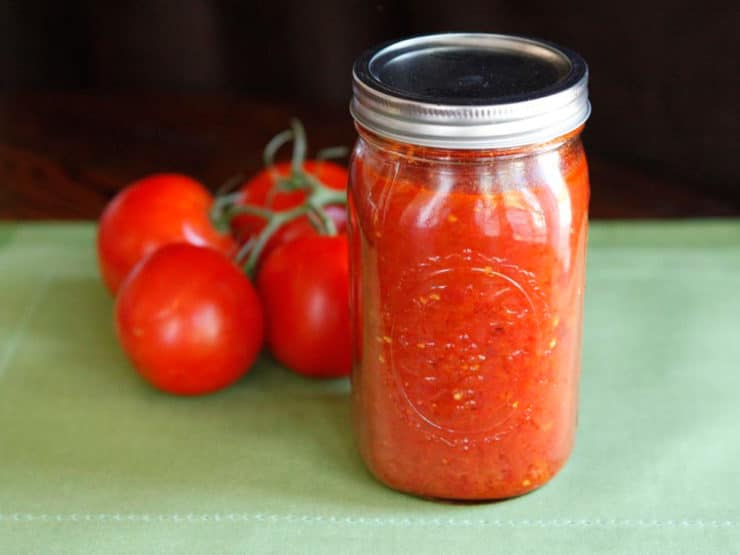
[257, 235, 351, 378]
[115, 244, 264, 395]
[230, 160, 347, 260]
[98, 173, 236, 294]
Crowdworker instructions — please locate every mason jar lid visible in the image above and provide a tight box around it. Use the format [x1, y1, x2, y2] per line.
[351, 33, 590, 149]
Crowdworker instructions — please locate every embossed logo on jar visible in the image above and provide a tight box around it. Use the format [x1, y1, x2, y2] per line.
[389, 252, 541, 434]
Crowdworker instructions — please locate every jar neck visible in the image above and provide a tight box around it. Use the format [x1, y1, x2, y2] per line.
[355, 123, 584, 164]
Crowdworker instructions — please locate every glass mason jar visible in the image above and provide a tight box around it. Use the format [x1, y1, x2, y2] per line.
[347, 34, 591, 500]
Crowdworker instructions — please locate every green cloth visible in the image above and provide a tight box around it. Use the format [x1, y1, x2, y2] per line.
[1, 221, 738, 554]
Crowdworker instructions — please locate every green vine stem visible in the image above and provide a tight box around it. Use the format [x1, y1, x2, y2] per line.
[316, 146, 350, 161]
[212, 119, 348, 277]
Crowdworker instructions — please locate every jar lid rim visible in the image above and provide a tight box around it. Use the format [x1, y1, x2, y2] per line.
[350, 33, 591, 149]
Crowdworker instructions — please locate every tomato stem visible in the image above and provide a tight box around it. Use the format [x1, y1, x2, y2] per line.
[234, 235, 257, 265]
[242, 204, 310, 275]
[210, 191, 243, 232]
[309, 204, 337, 235]
[263, 130, 294, 168]
[221, 203, 274, 221]
[232, 173, 345, 275]
[316, 146, 350, 161]
[290, 119, 308, 178]
[214, 119, 348, 277]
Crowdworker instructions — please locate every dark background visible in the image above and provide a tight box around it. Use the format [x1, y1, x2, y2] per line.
[1, 0, 738, 218]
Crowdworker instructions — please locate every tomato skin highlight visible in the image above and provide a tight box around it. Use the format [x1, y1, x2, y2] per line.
[257, 235, 351, 378]
[115, 244, 264, 395]
[97, 173, 236, 294]
[231, 161, 348, 261]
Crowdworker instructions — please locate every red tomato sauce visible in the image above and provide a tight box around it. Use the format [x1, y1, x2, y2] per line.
[348, 129, 589, 499]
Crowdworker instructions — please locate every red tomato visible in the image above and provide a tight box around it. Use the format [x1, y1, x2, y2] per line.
[231, 161, 347, 258]
[98, 173, 236, 294]
[257, 235, 351, 378]
[115, 244, 263, 395]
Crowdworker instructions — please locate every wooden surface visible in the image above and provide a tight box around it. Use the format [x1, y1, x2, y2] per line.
[1, 93, 737, 220]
